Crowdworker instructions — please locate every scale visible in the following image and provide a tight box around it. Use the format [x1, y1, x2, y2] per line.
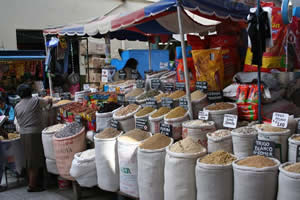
[282, 0, 300, 24]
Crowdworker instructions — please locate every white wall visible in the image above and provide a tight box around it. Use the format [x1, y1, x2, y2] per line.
[0, 0, 151, 50]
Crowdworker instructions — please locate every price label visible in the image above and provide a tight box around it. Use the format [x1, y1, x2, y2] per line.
[207, 91, 223, 102]
[164, 83, 174, 92]
[297, 145, 300, 162]
[146, 98, 157, 109]
[117, 94, 125, 105]
[127, 96, 136, 104]
[160, 123, 172, 137]
[176, 82, 185, 91]
[198, 111, 209, 120]
[196, 81, 208, 92]
[297, 121, 300, 134]
[253, 139, 276, 157]
[131, 69, 138, 80]
[111, 119, 119, 130]
[223, 114, 238, 129]
[136, 79, 145, 88]
[179, 97, 188, 110]
[136, 118, 149, 131]
[272, 112, 289, 128]
[119, 70, 127, 80]
[151, 79, 161, 89]
[161, 97, 173, 109]
[75, 115, 82, 123]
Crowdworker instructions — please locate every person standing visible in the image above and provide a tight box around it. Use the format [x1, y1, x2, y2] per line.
[15, 84, 52, 192]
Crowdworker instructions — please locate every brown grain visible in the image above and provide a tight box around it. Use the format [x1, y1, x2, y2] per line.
[96, 128, 121, 139]
[237, 155, 276, 168]
[139, 133, 171, 150]
[200, 150, 236, 165]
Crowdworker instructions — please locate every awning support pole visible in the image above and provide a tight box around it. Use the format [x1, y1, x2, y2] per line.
[43, 36, 53, 96]
[176, 0, 193, 119]
[148, 40, 152, 72]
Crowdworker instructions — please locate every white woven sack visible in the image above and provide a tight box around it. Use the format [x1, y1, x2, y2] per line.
[134, 109, 157, 131]
[277, 162, 300, 200]
[46, 158, 59, 175]
[137, 139, 173, 200]
[231, 130, 257, 159]
[113, 105, 141, 132]
[42, 124, 65, 160]
[207, 133, 232, 153]
[149, 114, 165, 134]
[118, 132, 151, 198]
[94, 132, 123, 192]
[75, 169, 97, 188]
[288, 134, 300, 162]
[257, 126, 290, 162]
[196, 158, 235, 200]
[96, 106, 123, 132]
[164, 147, 207, 200]
[232, 157, 280, 200]
[164, 112, 189, 140]
[70, 150, 96, 178]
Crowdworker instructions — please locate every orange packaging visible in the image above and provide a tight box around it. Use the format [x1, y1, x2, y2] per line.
[236, 84, 250, 104]
[246, 84, 264, 104]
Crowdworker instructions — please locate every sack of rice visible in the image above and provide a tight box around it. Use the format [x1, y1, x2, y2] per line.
[149, 107, 171, 134]
[113, 104, 141, 132]
[207, 129, 232, 153]
[164, 137, 206, 200]
[134, 107, 156, 131]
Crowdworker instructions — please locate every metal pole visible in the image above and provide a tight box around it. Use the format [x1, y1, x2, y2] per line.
[86, 37, 90, 84]
[256, 0, 262, 123]
[43, 36, 53, 96]
[176, 0, 193, 119]
[148, 40, 152, 71]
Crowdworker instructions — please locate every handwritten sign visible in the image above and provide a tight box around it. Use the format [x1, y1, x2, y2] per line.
[253, 139, 276, 157]
[161, 97, 174, 109]
[160, 123, 172, 137]
[119, 70, 127, 80]
[272, 112, 289, 128]
[207, 91, 223, 102]
[198, 111, 209, 120]
[151, 79, 161, 89]
[164, 83, 174, 92]
[111, 119, 119, 130]
[136, 118, 149, 131]
[117, 93, 125, 105]
[75, 115, 82, 124]
[179, 97, 188, 110]
[131, 69, 138, 80]
[176, 82, 185, 91]
[196, 81, 208, 92]
[136, 79, 145, 88]
[223, 114, 238, 129]
[127, 96, 136, 104]
[146, 98, 157, 109]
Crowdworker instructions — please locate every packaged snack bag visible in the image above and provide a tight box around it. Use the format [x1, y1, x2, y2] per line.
[236, 84, 250, 104]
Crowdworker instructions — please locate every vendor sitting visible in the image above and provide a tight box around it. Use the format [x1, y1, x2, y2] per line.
[0, 96, 15, 132]
[114, 58, 140, 81]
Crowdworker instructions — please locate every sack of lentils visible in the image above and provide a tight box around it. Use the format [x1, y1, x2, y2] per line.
[191, 90, 209, 119]
[182, 120, 216, 148]
[117, 129, 151, 198]
[113, 104, 141, 132]
[125, 88, 144, 99]
[256, 124, 290, 162]
[138, 134, 173, 200]
[136, 90, 161, 105]
[167, 90, 186, 107]
[164, 137, 206, 200]
[94, 128, 122, 192]
[232, 155, 280, 200]
[164, 106, 189, 140]
[207, 129, 232, 153]
[288, 134, 300, 162]
[203, 102, 237, 129]
[231, 126, 258, 159]
[277, 162, 300, 200]
[196, 151, 237, 200]
[149, 107, 171, 134]
[134, 107, 156, 131]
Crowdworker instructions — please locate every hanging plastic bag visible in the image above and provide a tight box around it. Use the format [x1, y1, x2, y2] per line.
[68, 42, 80, 85]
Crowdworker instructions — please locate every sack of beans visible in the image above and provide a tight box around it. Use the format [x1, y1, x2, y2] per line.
[256, 124, 290, 162]
[196, 151, 237, 200]
[231, 126, 258, 159]
[94, 128, 123, 192]
[167, 90, 186, 107]
[42, 124, 65, 160]
[191, 90, 209, 119]
[288, 134, 300, 163]
[207, 129, 232, 153]
[277, 162, 300, 200]
[118, 129, 151, 198]
[96, 103, 122, 132]
[134, 107, 156, 131]
[69, 149, 97, 187]
[53, 122, 86, 180]
[232, 155, 280, 200]
[204, 102, 237, 129]
[138, 134, 173, 200]
[113, 104, 141, 132]
[164, 106, 189, 140]
[149, 107, 171, 134]
[164, 137, 207, 200]
[182, 120, 216, 148]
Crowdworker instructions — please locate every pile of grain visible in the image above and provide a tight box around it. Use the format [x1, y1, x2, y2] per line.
[256, 124, 286, 132]
[165, 106, 187, 119]
[151, 107, 171, 118]
[233, 127, 258, 135]
[155, 93, 169, 103]
[237, 155, 276, 168]
[209, 129, 231, 139]
[284, 163, 300, 173]
[292, 135, 300, 141]
[43, 124, 65, 134]
[137, 90, 160, 100]
[115, 104, 139, 117]
[205, 102, 234, 111]
[167, 90, 186, 99]
[139, 133, 171, 150]
[170, 137, 204, 153]
[200, 150, 236, 165]
[191, 90, 205, 101]
[184, 120, 212, 127]
[126, 88, 144, 97]
[135, 107, 155, 117]
[78, 149, 95, 160]
[119, 129, 150, 142]
[55, 122, 83, 138]
[96, 127, 121, 139]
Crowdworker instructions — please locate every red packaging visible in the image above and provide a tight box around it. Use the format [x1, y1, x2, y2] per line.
[236, 84, 250, 104]
[246, 84, 264, 104]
